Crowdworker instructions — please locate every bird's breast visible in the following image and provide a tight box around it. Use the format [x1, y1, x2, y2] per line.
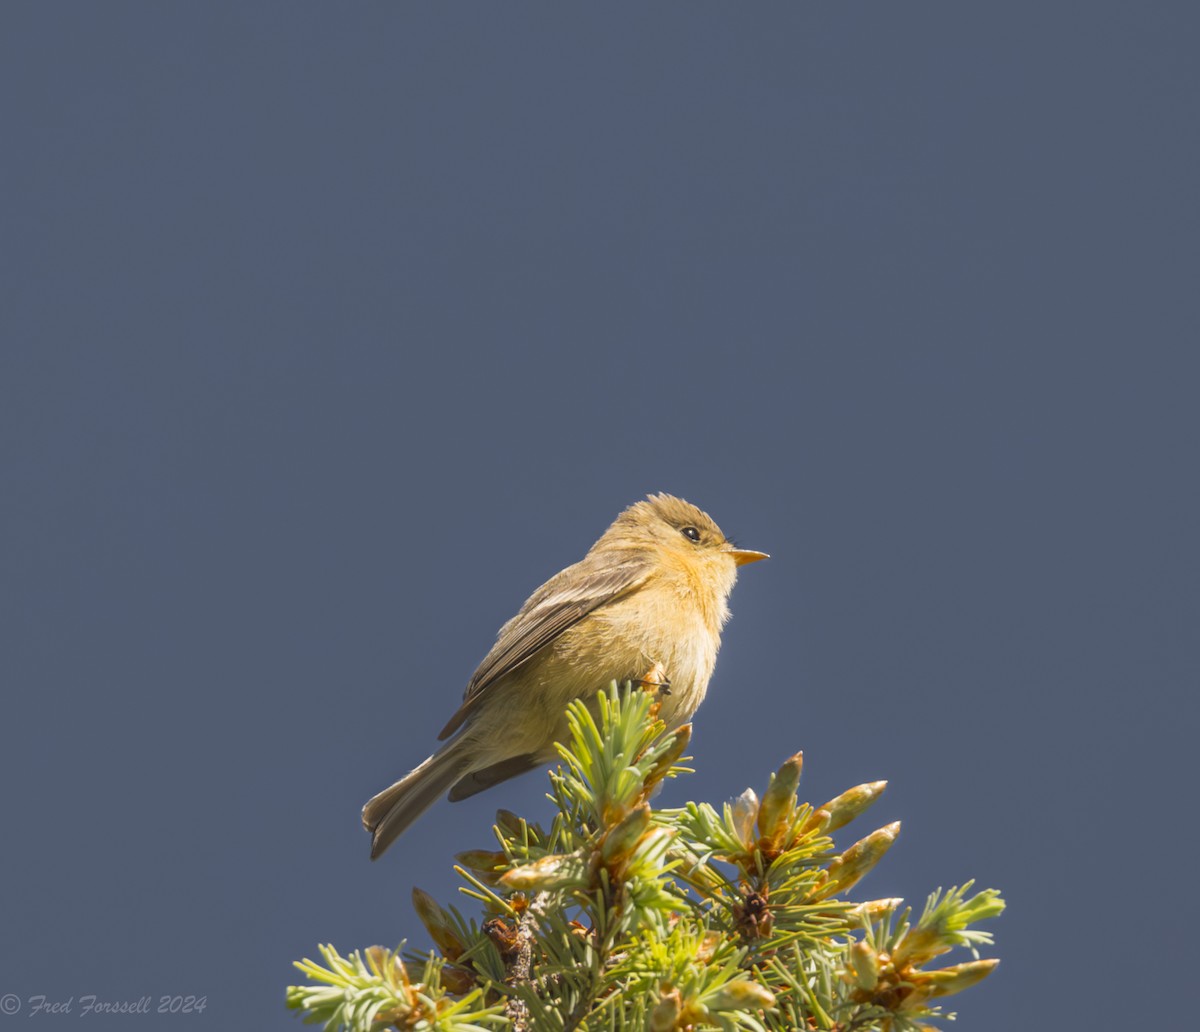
[584, 581, 721, 726]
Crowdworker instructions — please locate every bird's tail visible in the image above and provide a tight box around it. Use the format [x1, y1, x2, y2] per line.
[362, 737, 473, 859]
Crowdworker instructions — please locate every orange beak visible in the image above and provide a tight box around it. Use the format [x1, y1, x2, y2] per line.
[725, 547, 770, 566]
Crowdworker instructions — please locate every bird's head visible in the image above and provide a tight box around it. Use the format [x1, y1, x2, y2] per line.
[600, 493, 768, 589]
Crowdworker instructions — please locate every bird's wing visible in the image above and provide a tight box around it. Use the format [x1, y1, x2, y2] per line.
[437, 548, 653, 740]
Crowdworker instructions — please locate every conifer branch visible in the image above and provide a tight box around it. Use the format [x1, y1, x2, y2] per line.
[288, 685, 1004, 1030]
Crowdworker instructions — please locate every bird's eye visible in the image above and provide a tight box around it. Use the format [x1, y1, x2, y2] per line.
[681, 526, 701, 543]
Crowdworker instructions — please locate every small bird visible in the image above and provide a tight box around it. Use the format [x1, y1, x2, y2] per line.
[362, 493, 767, 859]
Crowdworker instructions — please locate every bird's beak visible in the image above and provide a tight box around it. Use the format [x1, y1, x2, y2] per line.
[725, 547, 769, 566]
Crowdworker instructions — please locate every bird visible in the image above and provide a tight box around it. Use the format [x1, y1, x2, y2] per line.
[362, 493, 767, 859]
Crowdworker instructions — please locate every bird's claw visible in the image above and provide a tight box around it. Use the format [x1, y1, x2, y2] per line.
[635, 663, 671, 696]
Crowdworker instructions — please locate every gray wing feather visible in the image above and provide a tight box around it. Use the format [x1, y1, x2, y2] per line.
[437, 549, 652, 740]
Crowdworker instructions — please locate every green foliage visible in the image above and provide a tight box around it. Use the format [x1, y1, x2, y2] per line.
[288, 686, 1003, 1031]
[286, 943, 501, 1031]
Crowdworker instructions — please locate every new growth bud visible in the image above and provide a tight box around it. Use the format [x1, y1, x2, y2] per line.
[849, 940, 880, 991]
[454, 849, 509, 885]
[644, 723, 692, 790]
[847, 898, 904, 923]
[919, 959, 1000, 998]
[411, 888, 465, 962]
[601, 803, 653, 868]
[814, 822, 901, 899]
[704, 979, 777, 1011]
[757, 752, 803, 850]
[820, 781, 887, 833]
[731, 788, 760, 849]
[494, 809, 526, 838]
[499, 852, 586, 892]
[649, 985, 682, 1031]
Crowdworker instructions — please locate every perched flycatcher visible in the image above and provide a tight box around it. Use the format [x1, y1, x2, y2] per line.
[362, 493, 767, 858]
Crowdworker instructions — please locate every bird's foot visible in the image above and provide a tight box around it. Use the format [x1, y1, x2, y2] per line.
[635, 663, 671, 719]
